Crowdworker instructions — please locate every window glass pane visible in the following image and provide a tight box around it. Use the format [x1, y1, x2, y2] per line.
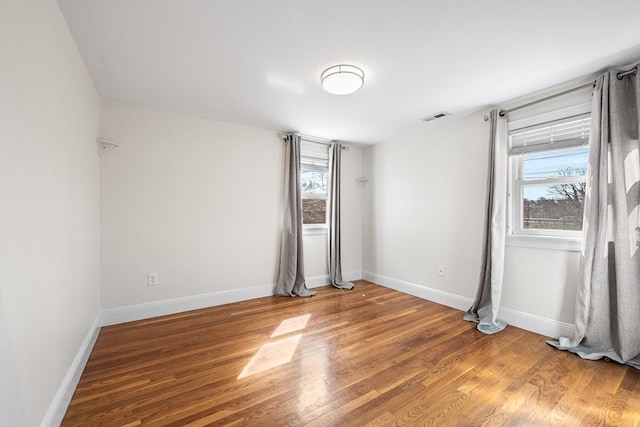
[301, 170, 327, 195]
[522, 147, 588, 180]
[522, 185, 585, 230]
[302, 199, 326, 224]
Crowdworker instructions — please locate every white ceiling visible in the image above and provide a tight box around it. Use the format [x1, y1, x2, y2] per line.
[58, 0, 640, 145]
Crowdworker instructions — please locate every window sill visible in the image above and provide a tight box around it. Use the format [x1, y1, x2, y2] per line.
[303, 225, 328, 236]
[506, 234, 581, 252]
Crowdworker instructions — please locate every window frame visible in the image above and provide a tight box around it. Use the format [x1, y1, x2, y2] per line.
[506, 103, 591, 252]
[300, 142, 330, 235]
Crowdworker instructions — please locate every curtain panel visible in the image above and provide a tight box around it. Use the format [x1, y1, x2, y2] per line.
[464, 109, 508, 334]
[328, 142, 354, 290]
[275, 134, 316, 297]
[550, 63, 640, 368]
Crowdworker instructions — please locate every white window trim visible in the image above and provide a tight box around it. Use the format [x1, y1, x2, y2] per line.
[506, 234, 581, 251]
[301, 192, 327, 200]
[300, 140, 330, 234]
[303, 223, 328, 235]
[507, 161, 583, 251]
[506, 103, 590, 252]
[301, 190, 329, 235]
[301, 186, 329, 235]
[510, 159, 584, 239]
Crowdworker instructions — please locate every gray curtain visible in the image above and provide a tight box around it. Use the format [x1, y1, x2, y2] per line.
[549, 63, 640, 368]
[464, 109, 508, 334]
[275, 134, 316, 297]
[328, 143, 354, 290]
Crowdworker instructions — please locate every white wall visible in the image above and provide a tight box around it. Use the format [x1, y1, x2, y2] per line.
[100, 100, 363, 310]
[363, 106, 583, 330]
[363, 113, 488, 298]
[503, 247, 579, 324]
[0, 1, 101, 425]
[337, 146, 364, 277]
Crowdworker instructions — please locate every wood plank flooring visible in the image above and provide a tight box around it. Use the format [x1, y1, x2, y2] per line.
[63, 281, 640, 426]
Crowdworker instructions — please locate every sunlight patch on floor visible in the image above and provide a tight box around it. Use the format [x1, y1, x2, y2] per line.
[271, 314, 311, 338]
[238, 334, 302, 379]
[238, 314, 312, 379]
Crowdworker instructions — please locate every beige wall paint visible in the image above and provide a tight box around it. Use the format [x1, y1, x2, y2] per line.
[0, 1, 101, 425]
[100, 100, 363, 309]
[363, 113, 488, 298]
[503, 247, 580, 323]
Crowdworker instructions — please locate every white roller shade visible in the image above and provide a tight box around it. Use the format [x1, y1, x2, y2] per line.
[301, 140, 329, 172]
[509, 113, 591, 155]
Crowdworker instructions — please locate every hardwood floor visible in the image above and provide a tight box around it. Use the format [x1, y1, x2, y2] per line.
[63, 281, 640, 426]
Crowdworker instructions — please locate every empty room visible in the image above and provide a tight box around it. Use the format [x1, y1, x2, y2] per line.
[2, 0, 640, 425]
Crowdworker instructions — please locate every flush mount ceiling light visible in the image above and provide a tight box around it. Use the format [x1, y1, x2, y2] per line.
[320, 64, 365, 95]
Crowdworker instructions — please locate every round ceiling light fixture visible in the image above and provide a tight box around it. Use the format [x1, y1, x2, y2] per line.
[320, 64, 365, 95]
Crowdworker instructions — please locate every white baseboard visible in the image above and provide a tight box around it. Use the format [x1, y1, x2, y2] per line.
[362, 271, 575, 339]
[307, 270, 363, 288]
[41, 315, 101, 427]
[101, 283, 276, 326]
[363, 271, 473, 311]
[102, 271, 364, 326]
[497, 306, 575, 340]
[306, 274, 330, 288]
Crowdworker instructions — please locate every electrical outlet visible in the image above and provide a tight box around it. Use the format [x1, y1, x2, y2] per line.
[437, 265, 445, 277]
[148, 273, 158, 286]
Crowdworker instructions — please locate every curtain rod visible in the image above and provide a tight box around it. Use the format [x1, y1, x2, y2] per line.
[617, 67, 638, 79]
[279, 132, 335, 144]
[279, 132, 350, 150]
[499, 81, 595, 117]
[484, 66, 638, 121]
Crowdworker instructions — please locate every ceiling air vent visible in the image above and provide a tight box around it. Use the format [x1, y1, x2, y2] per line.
[422, 111, 450, 122]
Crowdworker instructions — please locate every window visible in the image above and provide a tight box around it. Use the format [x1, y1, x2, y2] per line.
[300, 141, 329, 233]
[507, 106, 590, 250]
